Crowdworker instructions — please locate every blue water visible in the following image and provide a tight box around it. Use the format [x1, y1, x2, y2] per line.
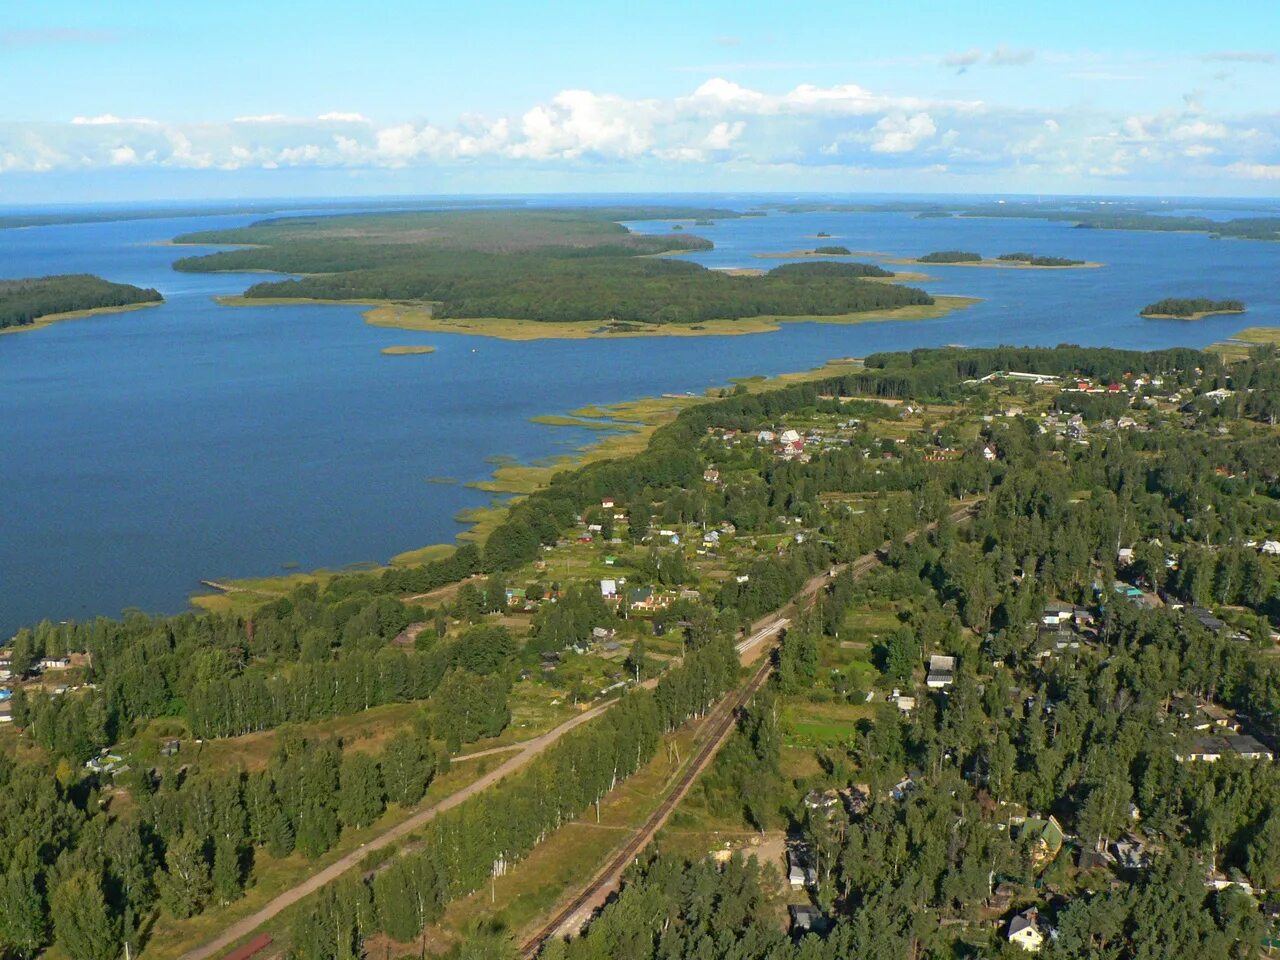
[3, 200, 1278, 634]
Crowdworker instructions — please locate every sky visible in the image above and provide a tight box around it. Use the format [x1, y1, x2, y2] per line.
[2, 0, 1279, 202]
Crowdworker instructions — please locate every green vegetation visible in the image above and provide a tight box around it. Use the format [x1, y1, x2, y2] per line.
[917, 250, 982, 263]
[11, 339, 1280, 960]
[811, 245, 852, 255]
[1141, 297, 1246, 319]
[0, 274, 162, 331]
[997, 251, 1086, 266]
[171, 208, 931, 327]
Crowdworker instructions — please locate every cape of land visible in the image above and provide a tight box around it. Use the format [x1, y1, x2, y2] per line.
[1141, 297, 1246, 320]
[0, 274, 163, 333]
[170, 208, 949, 337]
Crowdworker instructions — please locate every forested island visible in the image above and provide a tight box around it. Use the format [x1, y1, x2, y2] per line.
[0, 274, 163, 333]
[997, 252, 1086, 266]
[1142, 297, 1246, 319]
[172, 208, 945, 336]
[917, 250, 982, 263]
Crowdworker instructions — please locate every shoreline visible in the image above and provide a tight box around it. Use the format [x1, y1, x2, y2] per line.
[1206, 326, 1279, 362]
[211, 293, 977, 341]
[190, 356, 871, 613]
[0, 299, 162, 337]
[1142, 308, 1245, 321]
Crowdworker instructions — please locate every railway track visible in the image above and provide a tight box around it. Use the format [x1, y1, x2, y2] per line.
[519, 648, 778, 958]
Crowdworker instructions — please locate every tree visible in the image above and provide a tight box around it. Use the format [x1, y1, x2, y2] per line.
[382, 732, 435, 808]
[0, 842, 46, 960]
[158, 833, 212, 919]
[337, 753, 385, 830]
[50, 869, 120, 960]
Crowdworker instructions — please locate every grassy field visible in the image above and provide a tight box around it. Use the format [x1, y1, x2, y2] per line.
[0, 299, 162, 336]
[389, 543, 456, 566]
[1209, 326, 1280, 361]
[356, 296, 978, 341]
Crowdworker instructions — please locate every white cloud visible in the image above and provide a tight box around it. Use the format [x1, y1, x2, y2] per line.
[703, 120, 745, 150]
[108, 145, 138, 165]
[871, 112, 936, 153]
[318, 112, 369, 123]
[989, 45, 1035, 66]
[233, 114, 292, 124]
[72, 114, 158, 126]
[1228, 161, 1280, 179]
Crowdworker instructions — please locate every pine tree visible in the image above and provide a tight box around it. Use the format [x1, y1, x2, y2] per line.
[0, 841, 47, 960]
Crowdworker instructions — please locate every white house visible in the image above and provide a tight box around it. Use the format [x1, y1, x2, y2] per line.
[926, 654, 955, 689]
[1008, 909, 1044, 952]
[600, 579, 618, 600]
[1261, 540, 1280, 556]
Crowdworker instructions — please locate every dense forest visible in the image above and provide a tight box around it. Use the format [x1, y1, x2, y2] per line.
[811, 245, 852, 255]
[169, 209, 929, 325]
[0, 275, 162, 330]
[1141, 297, 1246, 318]
[917, 250, 982, 263]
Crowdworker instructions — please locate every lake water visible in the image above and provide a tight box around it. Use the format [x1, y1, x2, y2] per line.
[3, 198, 1278, 634]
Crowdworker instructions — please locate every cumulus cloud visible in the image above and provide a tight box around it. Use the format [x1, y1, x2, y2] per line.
[871, 113, 937, 153]
[2, 76, 1276, 189]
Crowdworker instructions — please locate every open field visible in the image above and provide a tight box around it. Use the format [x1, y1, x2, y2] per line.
[1209, 326, 1280, 361]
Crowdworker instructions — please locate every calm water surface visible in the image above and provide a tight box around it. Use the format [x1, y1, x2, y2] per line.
[3, 201, 1278, 633]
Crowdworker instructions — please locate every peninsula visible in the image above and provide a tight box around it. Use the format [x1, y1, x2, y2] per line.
[1141, 297, 1246, 320]
[170, 207, 963, 339]
[0, 274, 163, 334]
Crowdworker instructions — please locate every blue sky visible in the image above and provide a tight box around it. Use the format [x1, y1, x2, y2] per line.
[2, 0, 1279, 201]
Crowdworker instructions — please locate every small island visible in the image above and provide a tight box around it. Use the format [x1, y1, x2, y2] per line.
[917, 250, 983, 263]
[0, 274, 163, 334]
[1141, 297, 1246, 320]
[997, 252, 1086, 267]
[812, 245, 852, 255]
[380, 344, 436, 356]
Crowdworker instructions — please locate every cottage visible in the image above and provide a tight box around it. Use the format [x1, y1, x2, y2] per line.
[703, 468, 720, 483]
[600, 579, 618, 600]
[41, 655, 71, 671]
[1117, 547, 1135, 565]
[1007, 909, 1044, 952]
[926, 654, 955, 689]
[601, 497, 616, 509]
[982, 444, 997, 462]
[1178, 734, 1273, 762]
[788, 904, 831, 937]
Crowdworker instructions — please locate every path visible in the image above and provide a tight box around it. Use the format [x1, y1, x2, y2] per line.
[178, 697, 623, 960]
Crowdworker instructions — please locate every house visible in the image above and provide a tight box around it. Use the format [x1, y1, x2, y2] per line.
[592, 626, 616, 641]
[804, 789, 840, 817]
[1007, 909, 1044, 952]
[1018, 816, 1065, 866]
[926, 654, 955, 689]
[628, 587, 666, 612]
[1177, 734, 1273, 762]
[1112, 839, 1151, 870]
[1041, 602, 1074, 627]
[1261, 540, 1280, 556]
[1117, 547, 1135, 565]
[41, 655, 71, 671]
[788, 904, 831, 938]
[703, 468, 720, 483]
[601, 497, 616, 509]
[982, 444, 997, 462]
[1190, 606, 1227, 633]
[600, 579, 618, 600]
[757, 430, 776, 444]
[786, 850, 810, 888]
